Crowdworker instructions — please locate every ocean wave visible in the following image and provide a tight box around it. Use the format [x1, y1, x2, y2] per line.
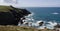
[25, 12, 34, 17]
[51, 12, 59, 15]
[18, 12, 58, 29]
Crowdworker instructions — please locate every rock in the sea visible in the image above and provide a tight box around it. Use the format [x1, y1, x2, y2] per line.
[0, 6, 31, 25]
[54, 24, 60, 28]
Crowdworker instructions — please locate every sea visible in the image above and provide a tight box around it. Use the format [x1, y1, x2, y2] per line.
[18, 7, 60, 29]
[25, 7, 60, 23]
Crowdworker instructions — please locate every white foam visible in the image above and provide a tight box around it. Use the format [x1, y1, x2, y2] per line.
[26, 12, 34, 17]
[28, 22, 32, 26]
[47, 21, 57, 26]
[36, 20, 43, 24]
[45, 21, 57, 29]
[52, 12, 59, 14]
[18, 12, 35, 26]
[26, 18, 31, 20]
[46, 25, 54, 29]
[32, 22, 39, 26]
[18, 19, 58, 29]
[31, 20, 44, 27]
[18, 12, 58, 29]
[38, 26, 46, 29]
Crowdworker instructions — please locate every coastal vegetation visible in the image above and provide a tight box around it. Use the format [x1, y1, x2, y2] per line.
[0, 25, 55, 31]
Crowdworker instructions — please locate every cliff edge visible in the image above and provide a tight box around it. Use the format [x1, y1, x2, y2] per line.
[0, 5, 31, 25]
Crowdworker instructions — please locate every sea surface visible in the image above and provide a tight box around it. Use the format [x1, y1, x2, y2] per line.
[19, 7, 60, 29]
[25, 7, 60, 23]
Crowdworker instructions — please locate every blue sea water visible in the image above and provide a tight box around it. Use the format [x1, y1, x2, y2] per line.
[25, 7, 60, 23]
[18, 7, 60, 29]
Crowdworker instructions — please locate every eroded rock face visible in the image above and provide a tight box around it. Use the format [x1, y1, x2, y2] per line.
[0, 6, 31, 25]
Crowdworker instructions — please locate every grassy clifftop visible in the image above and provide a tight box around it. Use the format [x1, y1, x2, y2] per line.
[0, 6, 14, 12]
[0, 25, 38, 31]
[0, 25, 55, 31]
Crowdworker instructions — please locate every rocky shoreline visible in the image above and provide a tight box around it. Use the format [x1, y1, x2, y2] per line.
[0, 5, 31, 25]
[0, 6, 60, 31]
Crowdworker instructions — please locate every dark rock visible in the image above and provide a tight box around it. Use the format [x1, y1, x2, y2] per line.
[0, 6, 31, 25]
[54, 24, 60, 28]
[39, 22, 44, 26]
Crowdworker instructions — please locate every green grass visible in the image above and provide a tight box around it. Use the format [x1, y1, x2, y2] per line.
[0, 25, 38, 31]
[0, 6, 13, 12]
[0, 25, 55, 31]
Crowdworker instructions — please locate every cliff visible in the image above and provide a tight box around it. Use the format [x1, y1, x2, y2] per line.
[0, 5, 31, 25]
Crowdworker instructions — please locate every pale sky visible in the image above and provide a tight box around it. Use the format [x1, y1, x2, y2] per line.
[0, 0, 60, 7]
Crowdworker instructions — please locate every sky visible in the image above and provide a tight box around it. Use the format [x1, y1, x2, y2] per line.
[17, 0, 60, 7]
[0, 0, 60, 7]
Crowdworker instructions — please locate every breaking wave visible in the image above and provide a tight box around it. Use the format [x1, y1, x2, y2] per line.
[18, 12, 58, 29]
[51, 12, 59, 15]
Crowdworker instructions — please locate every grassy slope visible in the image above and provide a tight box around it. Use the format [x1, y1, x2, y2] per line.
[0, 25, 55, 31]
[0, 25, 38, 31]
[0, 6, 13, 12]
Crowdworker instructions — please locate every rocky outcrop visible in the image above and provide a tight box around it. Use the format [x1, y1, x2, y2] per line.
[0, 6, 31, 25]
[54, 24, 60, 28]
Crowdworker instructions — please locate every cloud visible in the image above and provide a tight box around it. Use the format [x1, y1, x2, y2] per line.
[15, 0, 60, 7]
[0, 0, 60, 7]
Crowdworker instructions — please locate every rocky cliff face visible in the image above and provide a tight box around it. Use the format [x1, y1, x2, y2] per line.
[0, 6, 31, 25]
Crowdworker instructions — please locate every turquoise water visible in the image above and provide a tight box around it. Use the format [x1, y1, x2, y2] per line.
[25, 7, 60, 23]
